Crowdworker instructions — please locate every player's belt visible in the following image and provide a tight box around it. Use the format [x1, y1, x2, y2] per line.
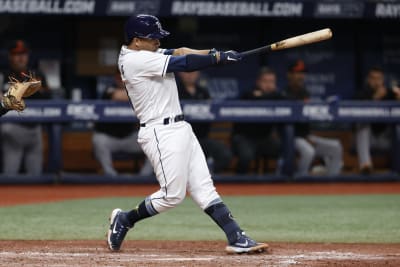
[140, 114, 185, 127]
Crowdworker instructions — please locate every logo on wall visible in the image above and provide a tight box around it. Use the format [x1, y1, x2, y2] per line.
[107, 0, 160, 16]
[0, 0, 96, 14]
[67, 104, 99, 120]
[314, 2, 364, 18]
[183, 103, 215, 120]
[103, 107, 135, 117]
[302, 104, 333, 121]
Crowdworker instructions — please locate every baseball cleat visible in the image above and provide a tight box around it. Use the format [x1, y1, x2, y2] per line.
[225, 231, 269, 254]
[107, 208, 131, 251]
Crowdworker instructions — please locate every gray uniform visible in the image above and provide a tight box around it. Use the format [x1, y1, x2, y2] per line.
[285, 87, 343, 176]
[356, 124, 391, 167]
[1, 70, 47, 175]
[354, 86, 396, 168]
[295, 135, 343, 176]
[92, 131, 153, 176]
[1, 123, 43, 175]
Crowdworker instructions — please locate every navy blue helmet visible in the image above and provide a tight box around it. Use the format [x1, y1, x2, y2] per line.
[125, 14, 170, 43]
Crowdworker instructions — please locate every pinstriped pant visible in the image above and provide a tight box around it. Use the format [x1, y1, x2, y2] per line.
[137, 121, 220, 212]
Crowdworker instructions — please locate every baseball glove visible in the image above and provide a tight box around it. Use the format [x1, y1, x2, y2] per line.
[2, 73, 42, 112]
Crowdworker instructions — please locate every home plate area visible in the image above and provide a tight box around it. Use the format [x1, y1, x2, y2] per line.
[0, 241, 399, 267]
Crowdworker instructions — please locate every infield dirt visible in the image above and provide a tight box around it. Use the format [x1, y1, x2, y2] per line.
[0, 240, 399, 266]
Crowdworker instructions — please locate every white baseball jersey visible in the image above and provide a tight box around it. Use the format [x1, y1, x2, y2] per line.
[118, 45, 220, 214]
[118, 45, 182, 124]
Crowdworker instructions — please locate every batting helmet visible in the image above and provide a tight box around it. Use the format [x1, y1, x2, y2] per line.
[125, 14, 170, 43]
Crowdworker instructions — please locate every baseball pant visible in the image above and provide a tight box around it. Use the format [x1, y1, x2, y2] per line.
[1, 123, 43, 175]
[92, 131, 153, 176]
[355, 124, 391, 167]
[138, 121, 221, 213]
[295, 135, 343, 176]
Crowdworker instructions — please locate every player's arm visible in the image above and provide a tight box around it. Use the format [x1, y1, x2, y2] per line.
[166, 49, 240, 73]
[172, 47, 211, 56]
[160, 47, 210, 56]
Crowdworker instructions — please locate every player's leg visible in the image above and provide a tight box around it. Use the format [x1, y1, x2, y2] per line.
[1, 123, 24, 175]
[355, 124, 372, 172]
[107, 123, 191, 250]
[294, 137, 315, 175]
[310, 135, 343, 175]
[24, 126, 43, 175]
[187, 130, 268, 253]
[92, 132, 118, 176]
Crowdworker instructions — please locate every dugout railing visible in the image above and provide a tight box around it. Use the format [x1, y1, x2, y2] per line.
[0, 100, 399, 183]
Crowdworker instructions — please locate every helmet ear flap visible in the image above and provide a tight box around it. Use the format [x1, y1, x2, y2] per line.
[124, 31, 133, 45]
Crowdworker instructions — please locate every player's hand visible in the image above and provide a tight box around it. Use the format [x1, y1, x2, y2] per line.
[392, 86, 400, 100]
[253, 90, 263, 97]
[373, 86, 387, 100]
[219, 50, 242, 64]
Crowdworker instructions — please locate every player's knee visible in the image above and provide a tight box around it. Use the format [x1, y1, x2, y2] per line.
[92, 134, 108, 153]
[164, 191, 186, 207]
[326, 141, 343, 160]
[163, 196, 185, 208]
[332, 142, 343, 156]
[301, 145, 315, 161]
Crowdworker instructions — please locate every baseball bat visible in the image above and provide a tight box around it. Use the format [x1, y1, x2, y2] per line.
[240, 28, 333, 57]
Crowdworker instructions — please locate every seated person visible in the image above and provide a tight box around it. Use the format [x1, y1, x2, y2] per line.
[355, 67, 400, 173]
[92, 73, 152, 176]
[1, 40, 50, 175]
[232, 67, 282, 174]
[285, 60, 343, 176]
[177, 71, 232, 173]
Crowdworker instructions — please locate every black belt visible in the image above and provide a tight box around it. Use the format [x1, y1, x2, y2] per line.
[140, 114, 184, 127]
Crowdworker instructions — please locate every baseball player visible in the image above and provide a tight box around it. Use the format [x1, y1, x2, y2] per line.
[0, 73, 41, 116]
[107, 14, 268, 254]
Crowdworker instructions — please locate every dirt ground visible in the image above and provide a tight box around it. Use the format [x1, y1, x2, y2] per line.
[0, 183, 399, 266]
[0, 240, 399, 267]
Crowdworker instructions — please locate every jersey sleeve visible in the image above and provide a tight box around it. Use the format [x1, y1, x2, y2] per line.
[128, 51, 171, 78]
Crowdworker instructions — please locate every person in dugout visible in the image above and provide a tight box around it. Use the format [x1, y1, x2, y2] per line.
[285, 60, 343, 176]
[92, 72, 153, 176]
[231, 67, 282, 174]
[354, 66, 400, 174]
[1, 40, 50, 175]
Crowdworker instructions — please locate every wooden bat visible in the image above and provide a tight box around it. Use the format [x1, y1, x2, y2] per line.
[240, 28, 333, 57]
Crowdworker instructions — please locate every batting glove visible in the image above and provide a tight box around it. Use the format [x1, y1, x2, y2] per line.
[219, 50, 242, 64]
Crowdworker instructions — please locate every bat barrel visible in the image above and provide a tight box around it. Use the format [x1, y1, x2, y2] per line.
[240, 28, 332, 57]
[271, 28, 332, 51]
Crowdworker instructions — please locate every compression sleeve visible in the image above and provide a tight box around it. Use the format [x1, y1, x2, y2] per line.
[163, 49, 175, 55]
[166, 54, 218, 73]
